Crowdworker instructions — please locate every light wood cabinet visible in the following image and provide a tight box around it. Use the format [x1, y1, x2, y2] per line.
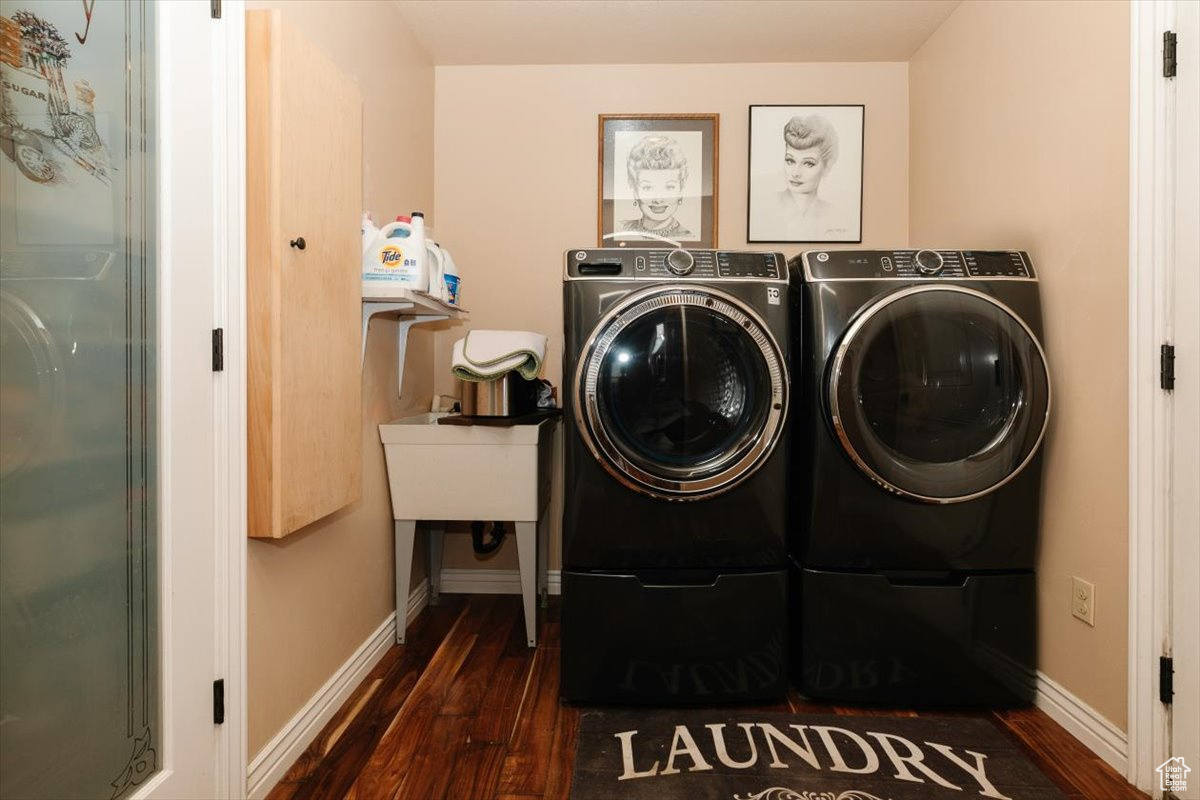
[247, 10, 363, 539]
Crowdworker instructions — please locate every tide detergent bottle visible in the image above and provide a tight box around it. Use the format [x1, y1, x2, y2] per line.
[363, 212, 428, 296]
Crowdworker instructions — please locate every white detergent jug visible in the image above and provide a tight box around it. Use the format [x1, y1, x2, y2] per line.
[426, 240, 445, 298]
[361, 212, 378, 256]
[363, 214, 427, 296]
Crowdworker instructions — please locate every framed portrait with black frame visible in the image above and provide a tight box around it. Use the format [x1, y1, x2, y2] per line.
[598, 114, 718, 248]
[747, 104, 864, 244]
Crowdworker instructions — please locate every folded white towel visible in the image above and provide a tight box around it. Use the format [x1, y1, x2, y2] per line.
[451, 330, 548, 382]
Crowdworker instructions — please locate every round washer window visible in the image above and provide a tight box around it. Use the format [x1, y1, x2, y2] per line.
[577, 286, 786, 499]
[830, 285, 1049, 503]
[597, 304, 770, 476]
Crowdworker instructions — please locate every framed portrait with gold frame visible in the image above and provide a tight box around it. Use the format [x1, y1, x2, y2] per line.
[597, 114, 718, 248]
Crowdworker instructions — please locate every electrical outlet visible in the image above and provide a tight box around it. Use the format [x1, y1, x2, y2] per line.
[1071, 576, 1095, 626]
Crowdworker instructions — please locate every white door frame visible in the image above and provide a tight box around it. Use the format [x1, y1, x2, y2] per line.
[1128, 0, 1183, 794]
[214, 1, 248, 796]
[129, 1, 248, 797]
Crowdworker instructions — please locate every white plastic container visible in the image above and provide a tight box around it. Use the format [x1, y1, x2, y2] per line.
[361, 212, 378, 255]
[426, 240, 445, 298]
[363, 213, 427, 294]
[408, 212, 429, 295]
[440, 246, 460, 306]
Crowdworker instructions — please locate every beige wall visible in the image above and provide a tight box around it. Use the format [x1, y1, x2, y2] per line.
[244, 0, 436, 755]
[242, 0, 1133, 757]
[432, 62, 910, 570]
[910, 1, 1130, 727]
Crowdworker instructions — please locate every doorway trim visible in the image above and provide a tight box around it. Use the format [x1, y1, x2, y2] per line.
[1127, 0, 1177, 793]
[215, 2, 249, 796]
[119, 1, 246, 796]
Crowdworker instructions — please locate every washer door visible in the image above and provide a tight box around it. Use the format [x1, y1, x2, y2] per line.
[829, 285, 1050, 503]
[576, 285, 787, 500]
[0, 291, 63, 480]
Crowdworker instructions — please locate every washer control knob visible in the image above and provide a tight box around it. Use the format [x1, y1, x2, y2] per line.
[915, 249, 944, 275]
[666, 248, 695, 275]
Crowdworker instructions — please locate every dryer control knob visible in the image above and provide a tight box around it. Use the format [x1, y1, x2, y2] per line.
[666, 249, 694, 275]
[915, 249, 944, 275]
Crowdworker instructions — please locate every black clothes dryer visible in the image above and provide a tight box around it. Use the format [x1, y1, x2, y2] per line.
[790, 248, 1051, 706]
[561, 247, 791, 705]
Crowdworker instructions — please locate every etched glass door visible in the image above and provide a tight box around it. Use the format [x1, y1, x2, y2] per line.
[0, 1, 161, 796]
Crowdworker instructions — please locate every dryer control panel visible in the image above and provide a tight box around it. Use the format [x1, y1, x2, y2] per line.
[798, 249, 1035, 282]
[565, 248, 786, 282]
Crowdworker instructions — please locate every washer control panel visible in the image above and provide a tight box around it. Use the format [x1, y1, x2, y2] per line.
[798, 249, 1035, 281]
[565, 248, 786, 281]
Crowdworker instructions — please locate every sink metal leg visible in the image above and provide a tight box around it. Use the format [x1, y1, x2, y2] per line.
[515, 520, 538, 647]
[394, 519, 417, 644]
[537, 512, 549, 608]
[428, 522, 444, 605]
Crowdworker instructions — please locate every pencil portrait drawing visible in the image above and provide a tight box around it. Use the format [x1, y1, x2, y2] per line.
[748, 105, 863, 243]
[599, 114, 718, 247]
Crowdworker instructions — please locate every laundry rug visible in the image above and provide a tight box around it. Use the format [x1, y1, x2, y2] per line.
[570, 710, 1065, 800]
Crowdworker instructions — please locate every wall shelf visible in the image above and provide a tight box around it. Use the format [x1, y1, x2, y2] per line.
[362, 288, 467, 398]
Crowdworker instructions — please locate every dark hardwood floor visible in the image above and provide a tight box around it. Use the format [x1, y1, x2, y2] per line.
[266, 594, 1146, 800]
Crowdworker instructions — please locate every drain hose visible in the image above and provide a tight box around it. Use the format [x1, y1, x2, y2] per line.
[470, 521, 506, 555]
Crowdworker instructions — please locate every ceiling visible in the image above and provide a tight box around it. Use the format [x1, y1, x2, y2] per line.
[391, 0, 962, 66]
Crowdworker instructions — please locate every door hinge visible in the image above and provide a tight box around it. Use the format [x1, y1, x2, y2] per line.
[213, 679, 226, 724]
[1161, 343, 1175, 391]
[1164, 31, 1177, 78]
[211, 0, 221, 19]
[212, 328, 224, 372]
[1160, 656, 1174, 704]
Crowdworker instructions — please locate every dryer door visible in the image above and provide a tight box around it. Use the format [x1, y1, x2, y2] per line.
[575, 285, 787, 500]
[829, 285, 1050, 503]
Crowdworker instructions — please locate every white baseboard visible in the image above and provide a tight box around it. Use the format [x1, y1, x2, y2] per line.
[246, 579, 430, 799]
[967, 643, 1129, 775]
[1034, 669, 1129, 775]
[437, 568, 562, 595]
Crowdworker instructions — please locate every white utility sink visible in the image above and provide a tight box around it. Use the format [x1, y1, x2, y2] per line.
[378, 413, 557, 646]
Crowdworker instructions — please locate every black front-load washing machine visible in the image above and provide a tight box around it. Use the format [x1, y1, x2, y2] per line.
[790, 248, 1051, 706]
[561, 247, 790, 705]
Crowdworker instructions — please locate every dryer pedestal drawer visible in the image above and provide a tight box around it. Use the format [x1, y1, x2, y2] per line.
[795, 566, 1036, 706]
[561, 569, 786, 705]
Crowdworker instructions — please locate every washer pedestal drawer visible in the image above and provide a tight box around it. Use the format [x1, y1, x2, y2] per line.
[796, 566, 1036, 706]
[561, 569, 787, 705]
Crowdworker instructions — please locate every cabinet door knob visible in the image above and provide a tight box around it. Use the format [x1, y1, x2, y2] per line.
[289, 237, 306, 250]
